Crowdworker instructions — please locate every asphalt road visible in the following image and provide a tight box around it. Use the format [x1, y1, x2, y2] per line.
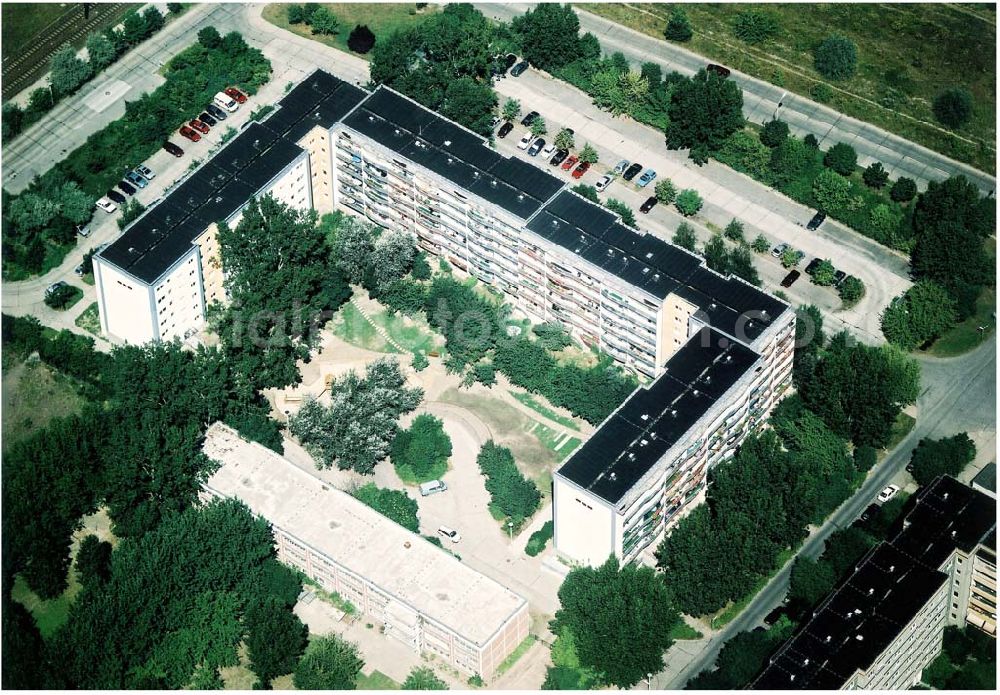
[657, 333, 997, 688]
[479, 3, 996, 197]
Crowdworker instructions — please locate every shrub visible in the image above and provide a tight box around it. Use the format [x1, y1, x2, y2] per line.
[578, 142, 598, 164]
[862, 162, 889, 189]
[854, 445, 877, 472]
[411, 352, 429, 372]
[810, 83, 833, 103]
[732, 10, 778, 44]
[525, 520, 554, 556]
[890, 177, 917, 203]
[654, 178, 677, 204]
[814, 35, 857, 80]
[664, 9, 692, 42]
[347, 24, 376, 54]
[605, 199, 636, 228]
[812, 169, 852, 212]
[309, 7, 340, 35]
[673, 222, 697, 251]
[44, 284, 79, 309]
[760, 119, 789, 147]
[811, 259, 836, 286]
[675, 189, 703, 216]
[933, 88, 974, 129]
[723, 219, 745, 243]
[803, 133, 820, 149]
[838, 276, 865, 306]
[391, 413, 452, 483]
[353, 483, 419, 532]
[751, 235, 770, 253]
[571, 184, 599, 203]
[824, 142, 857, 175]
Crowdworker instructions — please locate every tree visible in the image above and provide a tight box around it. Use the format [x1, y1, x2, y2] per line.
[2, 101, 24, 140]
[411, 351, 429, 372]
[605, 199, 636, 228]
[532, 322, 573, 350]
[403, 666, 448, 690]
[751, 234, 770, 253]
[703, 234, 729, 274]
[577, 142, 598, 164]
[476, 441, 540, 522]
[788, 556, 836, 608]
[309, 7, 340, 35]
[167, 3, 184, 13]
[554, 127, 574, 150]
[923, 653, 957, 689]
[76, 534, 113, 587]
[439, 77, 498, 135]
[793, 304, 824, 390]
[718, 130, 772, 180]
[933, 88, 974, 129]
[890, 176, 917, 203]
[511, 3, 582, 72]
[117, 197, 146, 230]
[44, 283, 78, 309]
[9, 192, 59, 232]
[732, 9, 778, 44]
[293, 635, 364, 690]
[812, 259, 836, 286]
[723, 218, 745, 243]
[529, 116, 548, 137]
[814, 35, 857, 80]
[353, 483, 419, 531]
[909, 433, 976, 486]
[824, 142, 857, 175]
[881, 281, 958, 351]
[728, 246, 760, 286]
[760, 118, 789, 147]
[49, 43, 93, 96]
[2, 597, 45, 689]
[665, 71, 744, 164]
[501, 97, 521, 122]
[327, 214, 375, 284]
[664, 9, 693, 42]
[554, 557, 679, 688]
[142, 6, 165, 35]
[571, 183, 599, 203]
[862, 162, 889, 189]
[640, 61, 662, 86]
[347, 24, 376, 53]
[371, 228, 415, 289]
[767, 137, 813, 187]
[245, 597, 308, 687]
[86, 32, 117, 71]
[673, 222, 697, 251]
[198, 25, 222, 49]
[675, 189, 703, 216]
[391, 413, 452, 482]
[654, 178, 677, 205]
[812, 169, 851, 212]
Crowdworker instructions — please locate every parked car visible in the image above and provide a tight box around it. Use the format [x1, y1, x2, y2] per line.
[125, 170, 148, 188]
[637, 168, 657, 187]
[117, 180, 137, 196]
[419, 480, 448, 497]
[807, 211, 827, 231]
[96, 196, 118, 213]
[45, 281, 67, 297]
[805, 257, 822, 275]
[762, 606, 786, 627]
[520, 110, 539, 126]
[541, 142, 557, 158]
[135, 164, 155, 180]
[224, 86, 247, 104]
[561, 155, 579, 171]
[527, 138, 545, 156]
[106, 189, 126, 205]
[859, 503, 880, 523]
[834, 269, 847, 285]
[510, 60, 529, 77]
[614, 159, 630, 175]
[640, 196, 658, 214]
[771, 242, 789, 258]
[74, 264, 84, 277]
[780, 269, 801, 287]
[189, 118, 210, 134]
[595, 174, 613, 192]
[549, 149, 569, 166]
[622, 162, 643, 181]
[179, 125, 201, 142]
[75, 224, 91, 237]
[198, 111, 218, 127]
[497, 121, 514, 139]
[162, 141, 185, 157]
[571, 161, 590, 179]
[490, 116, 502, 131]
[517, 132, 533, 150]
[877, 484, 900, 504]
[206, 103, 228, 121]
[213, 91, 239, 113]
[706, 63, 731, 78]
[503, 53, 518, 71]
[438, 526, 462, 543]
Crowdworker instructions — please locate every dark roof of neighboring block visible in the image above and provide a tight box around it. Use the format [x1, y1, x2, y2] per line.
[262, 69, 368, 142]
[557, 326, 759, 504]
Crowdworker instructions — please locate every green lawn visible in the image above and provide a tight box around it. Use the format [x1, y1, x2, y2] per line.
[513, 392, 581, 431]
[669, 621, 705, 641]
[496, 635, 537, 677]
[329, 301, 400, 353]
[882, 412, 917, 457]
[926, 286, 996, 358]
[74, 301, 101, 335]
[10, 573, 81, 639]
[356, 670, 400, 690]
[528, 421, 581, 460]
[579, 2, 996, 174]
[262, 3, 439, 58]
[394, 458, 449, 485]
[369, 309, 440, 355]
[2, 359, 85, 450]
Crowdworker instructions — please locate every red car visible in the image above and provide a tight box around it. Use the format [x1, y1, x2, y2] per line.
[561, 155, 579, 171]
[571, 161, 591, 179]
[225, 86, 247, 104]
[179, 125, 201, 142]
[189, 119, 210, 134]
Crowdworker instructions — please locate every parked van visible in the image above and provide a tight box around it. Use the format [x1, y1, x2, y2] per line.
[419, 480, 448, 497]
[213, 91, 239, 112]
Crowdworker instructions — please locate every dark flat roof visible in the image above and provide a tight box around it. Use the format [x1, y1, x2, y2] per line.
[558, 326, 759, 504]
[528, 190, 787, 342]
[262, 69, 368, 142]
[972, 462, 996, 493]
[341, 88, 563, 220]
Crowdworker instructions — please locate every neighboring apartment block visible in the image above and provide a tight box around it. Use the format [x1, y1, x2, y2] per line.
[202, 423, 529, 680]
[754, 476, 996, 690]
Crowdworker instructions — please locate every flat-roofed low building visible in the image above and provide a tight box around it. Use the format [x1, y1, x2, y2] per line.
[201, 423, 529, 680]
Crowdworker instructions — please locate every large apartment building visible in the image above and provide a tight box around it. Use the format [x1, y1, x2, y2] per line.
[95, 70, 794, 567]
[202, 423, 529, 681]
[754, 476, 996, 690]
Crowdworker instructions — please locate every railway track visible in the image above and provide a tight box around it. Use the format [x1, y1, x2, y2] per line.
[2, 3, 134, 101]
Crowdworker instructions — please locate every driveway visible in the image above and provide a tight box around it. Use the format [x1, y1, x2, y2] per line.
[494, 70, 911, 344]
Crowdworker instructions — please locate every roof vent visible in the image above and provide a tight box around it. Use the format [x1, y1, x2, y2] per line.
[803, 659, 810, 666]
[646, 252, 653, 259]
[491, 179, 498, 187]
[710, 302, 717, 310]
[640, 439, 649, 446]
[855, 634, 864, 641]
[368, 115, 375, 122]
[447, 156, 454, 164]
[444, 140, 452, 146]
[854, 608, 862, 616]
[653, 273, 660, 280]
[628, 453, 636, 461]
[790, 675, 796, 683]
[868, 588, 875, 596]
[693, 389, 700, 396]
[762, 310, 769, 319]
[253, 139, 260, 147]
[825, 635, 832, 643]
[607, 248, 614, 257]
[404, 540, 411, 548]
[473, 171, 480, 179]
[215, 196, 223, 203]
[394, 128, 401, 135]
[609, 472, 618, 481]
[747, 321, 754, 329]
[670, 409, 678, 417]
[725, 355, 732, 363]
[641, 413, 650, 421]
[704, 375, 712, 383]
[642, 267, 650, 275]
[128, 247, 136, 254]
[889, 565, 895, 573]
[518, 193, 525, 201]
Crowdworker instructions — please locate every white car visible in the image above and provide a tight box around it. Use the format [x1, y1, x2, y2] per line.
[96, 196, 118, 214]
[595, 174, 613, 192]
[517, 133, 533, 150]
[438, 526, 461, 544]
[877, 484, 900, 504]
[135, 164, 155, 181]
[541, 142, 557, 158]
[614, 159, 630, 175]
[75, 224, 91, 237]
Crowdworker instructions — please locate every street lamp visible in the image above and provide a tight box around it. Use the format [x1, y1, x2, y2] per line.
[507, 521, 514, 542]
[646, 673, 653, 690]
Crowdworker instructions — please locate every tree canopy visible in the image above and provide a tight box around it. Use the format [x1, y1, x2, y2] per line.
[293, 635, 364, 690]
[665, 70, 744, 164]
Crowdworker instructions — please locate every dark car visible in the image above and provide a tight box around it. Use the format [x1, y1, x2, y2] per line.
[106, 189, 127, 205]
[527, 138, 545, 156]
[162, 141, 184, 157]
[805, 258, 822, 275]
[834, 269, 847, 285]
[179, 125, 201, 142]
[497, 121, 514, 139]
[510, 60, 529, 77]
[706, 63, 731, 78]
[199, 111, 218, 127]
[859, 503, 880, 523]
[549, 149, 569, 166]
[640, 196, 658, 214]
[504, 53, 518, 70]
[762, 606, 786, 627]
[206, 103, 228, 121]
[520, 110, 539, 126]
[622, 163, 643, 181]
[189, 119, 210, 134]
[807, 211, 827, 231]
[780, 269, 801, 287]
[118, 180, 137, 196]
